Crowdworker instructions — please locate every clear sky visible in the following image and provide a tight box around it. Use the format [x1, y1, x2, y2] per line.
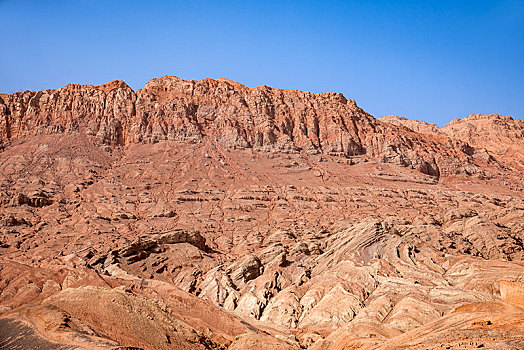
[1, 0, 522, 126]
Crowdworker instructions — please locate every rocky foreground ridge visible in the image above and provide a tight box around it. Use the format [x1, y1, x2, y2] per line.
[0, 77, 523, 349]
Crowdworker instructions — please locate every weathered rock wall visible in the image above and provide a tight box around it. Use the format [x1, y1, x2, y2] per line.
[0, 76, 497, 177]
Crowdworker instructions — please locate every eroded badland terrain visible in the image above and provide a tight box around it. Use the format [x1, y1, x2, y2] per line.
[0, 76, 523, 349]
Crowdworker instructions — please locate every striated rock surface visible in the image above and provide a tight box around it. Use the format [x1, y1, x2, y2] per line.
[381, 113, 524, 172]
[442, 114, 524, 171]
[500, 280, 524, 306]
[380, 115, 443, 135]
[1, 76, 508, 178]
[0, 77, 523, 349]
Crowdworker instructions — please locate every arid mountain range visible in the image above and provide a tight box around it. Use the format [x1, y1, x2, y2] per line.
[0, 76, 523, 349]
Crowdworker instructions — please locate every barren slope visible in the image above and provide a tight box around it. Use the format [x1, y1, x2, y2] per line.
[0, 77, 523, 349]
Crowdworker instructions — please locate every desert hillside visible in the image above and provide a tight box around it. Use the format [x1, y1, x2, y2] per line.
[0, 77, 523, 349]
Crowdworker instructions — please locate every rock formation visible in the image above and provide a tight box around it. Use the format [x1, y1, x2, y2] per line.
[0, 76, 522, 349]
[381, 113, 524, 172]
[2, 76, 507, 178]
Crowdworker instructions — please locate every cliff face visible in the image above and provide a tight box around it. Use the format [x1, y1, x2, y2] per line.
[0, 80, 135, 146]
[0, 76, 496, 178]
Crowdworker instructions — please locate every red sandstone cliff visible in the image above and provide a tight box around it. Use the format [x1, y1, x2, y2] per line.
[1, 76, 510, 178]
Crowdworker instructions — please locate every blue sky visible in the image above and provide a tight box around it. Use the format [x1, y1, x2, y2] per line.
[0, 0, 522, 126]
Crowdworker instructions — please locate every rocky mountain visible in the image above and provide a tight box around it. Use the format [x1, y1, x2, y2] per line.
[381, 113, 524, 171]
[380, 115, 443, 136]
[0, 77, 522, 349]
[1, 76, 508, 178]
[442, 114, 524, 171]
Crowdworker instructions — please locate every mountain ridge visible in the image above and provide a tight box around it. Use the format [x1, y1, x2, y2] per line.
[1, 76, 519, 179]
[380, 113, 524, 171]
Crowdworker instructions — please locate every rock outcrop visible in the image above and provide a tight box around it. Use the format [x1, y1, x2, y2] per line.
[380, 115, 443, 135]
[442, 114, 524, 171]
[382, 113, 524, 172]
[1, 76, 505, 178]
[500, 280, 524, 306]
